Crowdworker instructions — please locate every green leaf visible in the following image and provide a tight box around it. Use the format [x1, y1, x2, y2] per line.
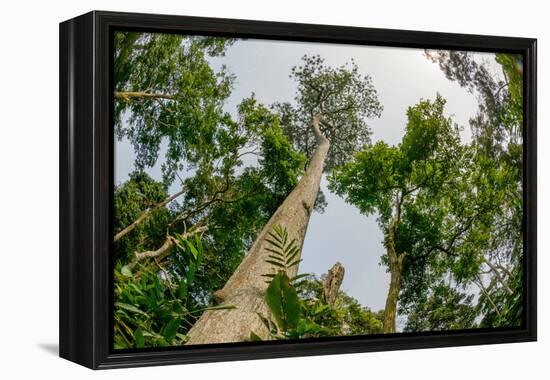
[186, 239, 199, 260]
[286, 246, 299, 263]
[265, 247, 285, 257]
[249, 331, 263, 341]
[264, 238, 284, 250]
[265, 272, 301, 331]
[163, 318, 181, 342]
[186, 262, 196, 286]
[290, 273, 310, 282]
[265, 259, 286, 268]
[267, 254, 285, 263]
[115, 302, 148, 316]
[203, 304, 237, 311]
[194, 235, 204, 264]
[256, 312, 272, 330]
[121, 265, 132, 277]
[287, 259, 302, 269]
[134, 328, 145, 348]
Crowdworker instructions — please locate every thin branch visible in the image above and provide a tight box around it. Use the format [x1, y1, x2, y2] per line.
[483, 257, 514, 295]
[114, 188, 186, 242]
[114, 90, 175, 100]
[417, 216, 476, 261]
[236, 150, 259, 160]
[497, 264, 514, 278]
[475, 276, 502, 318]
[133, 225, 209, 261]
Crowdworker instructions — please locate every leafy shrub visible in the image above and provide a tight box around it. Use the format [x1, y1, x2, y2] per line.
[252, 225, 383, 341]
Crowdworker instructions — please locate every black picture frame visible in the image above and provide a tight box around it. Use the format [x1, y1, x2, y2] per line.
[59, 10, 537, 369]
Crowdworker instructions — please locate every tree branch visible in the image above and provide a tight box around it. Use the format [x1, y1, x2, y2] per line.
[114, 91, 176, 100]
[310, 113, 329, 145]
[417, 216, 476, 261]
[475, 276, 502, 318]
[133, 225, 209, 261]
[483, 257, 514, 295]
[114, 188, 186, 242]
[168, 173, 234, 228]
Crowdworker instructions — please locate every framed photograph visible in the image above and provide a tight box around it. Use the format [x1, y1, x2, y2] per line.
[59, 11, 537, 369]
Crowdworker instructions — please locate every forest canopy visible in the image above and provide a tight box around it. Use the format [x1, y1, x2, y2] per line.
[112, 32, 523, 348]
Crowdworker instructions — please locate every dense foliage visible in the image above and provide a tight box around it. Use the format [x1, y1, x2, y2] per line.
[273, 55, 383, 171]
[112, 30, 524, 347]
[329, 52, 523, 332]
[113, 32, 307, 348]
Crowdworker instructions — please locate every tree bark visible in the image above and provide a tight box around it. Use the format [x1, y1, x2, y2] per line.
[382, 217, 405, 333]
[323, 262, 345, 306]
[382, 254, 404, 333]
[186, 114, 329, 344]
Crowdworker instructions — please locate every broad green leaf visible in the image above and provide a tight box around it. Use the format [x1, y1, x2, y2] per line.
[186, 262, 196, 286]
[194, 235, 204, 264]
[186, 239, 199, 260]
[134, 328, 145, 348]
[249, 331, 263, 341]
[163, 318, 181, 342]
[265, 272, 301, 331]
[115, 302, 148, 316]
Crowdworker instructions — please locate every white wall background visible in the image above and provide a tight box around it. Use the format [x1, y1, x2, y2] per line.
[0, 0, 546, 378]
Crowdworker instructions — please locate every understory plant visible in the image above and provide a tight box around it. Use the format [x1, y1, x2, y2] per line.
[252, 225, 382, 341]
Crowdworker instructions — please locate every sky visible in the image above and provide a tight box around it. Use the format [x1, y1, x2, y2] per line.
[115, 37, 500, 314]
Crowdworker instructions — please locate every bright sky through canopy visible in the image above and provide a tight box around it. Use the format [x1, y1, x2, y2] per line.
[115, 37, 498, 312]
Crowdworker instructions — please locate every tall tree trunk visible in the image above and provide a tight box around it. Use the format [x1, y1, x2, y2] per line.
[186, 114, 329, 344]
[382, 217, 405, 333]
[382, 254, 404, 333]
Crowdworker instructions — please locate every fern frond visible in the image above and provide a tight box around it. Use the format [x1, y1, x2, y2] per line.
[263, 224, 303, 279]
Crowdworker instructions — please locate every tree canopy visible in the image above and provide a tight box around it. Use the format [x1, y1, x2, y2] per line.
[274, 55, 383, 171]
[328, 51, 524, 332]
[112, 31, 309, 347]
[112, 32, 524, 346]
[114, 31, 235, 184]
